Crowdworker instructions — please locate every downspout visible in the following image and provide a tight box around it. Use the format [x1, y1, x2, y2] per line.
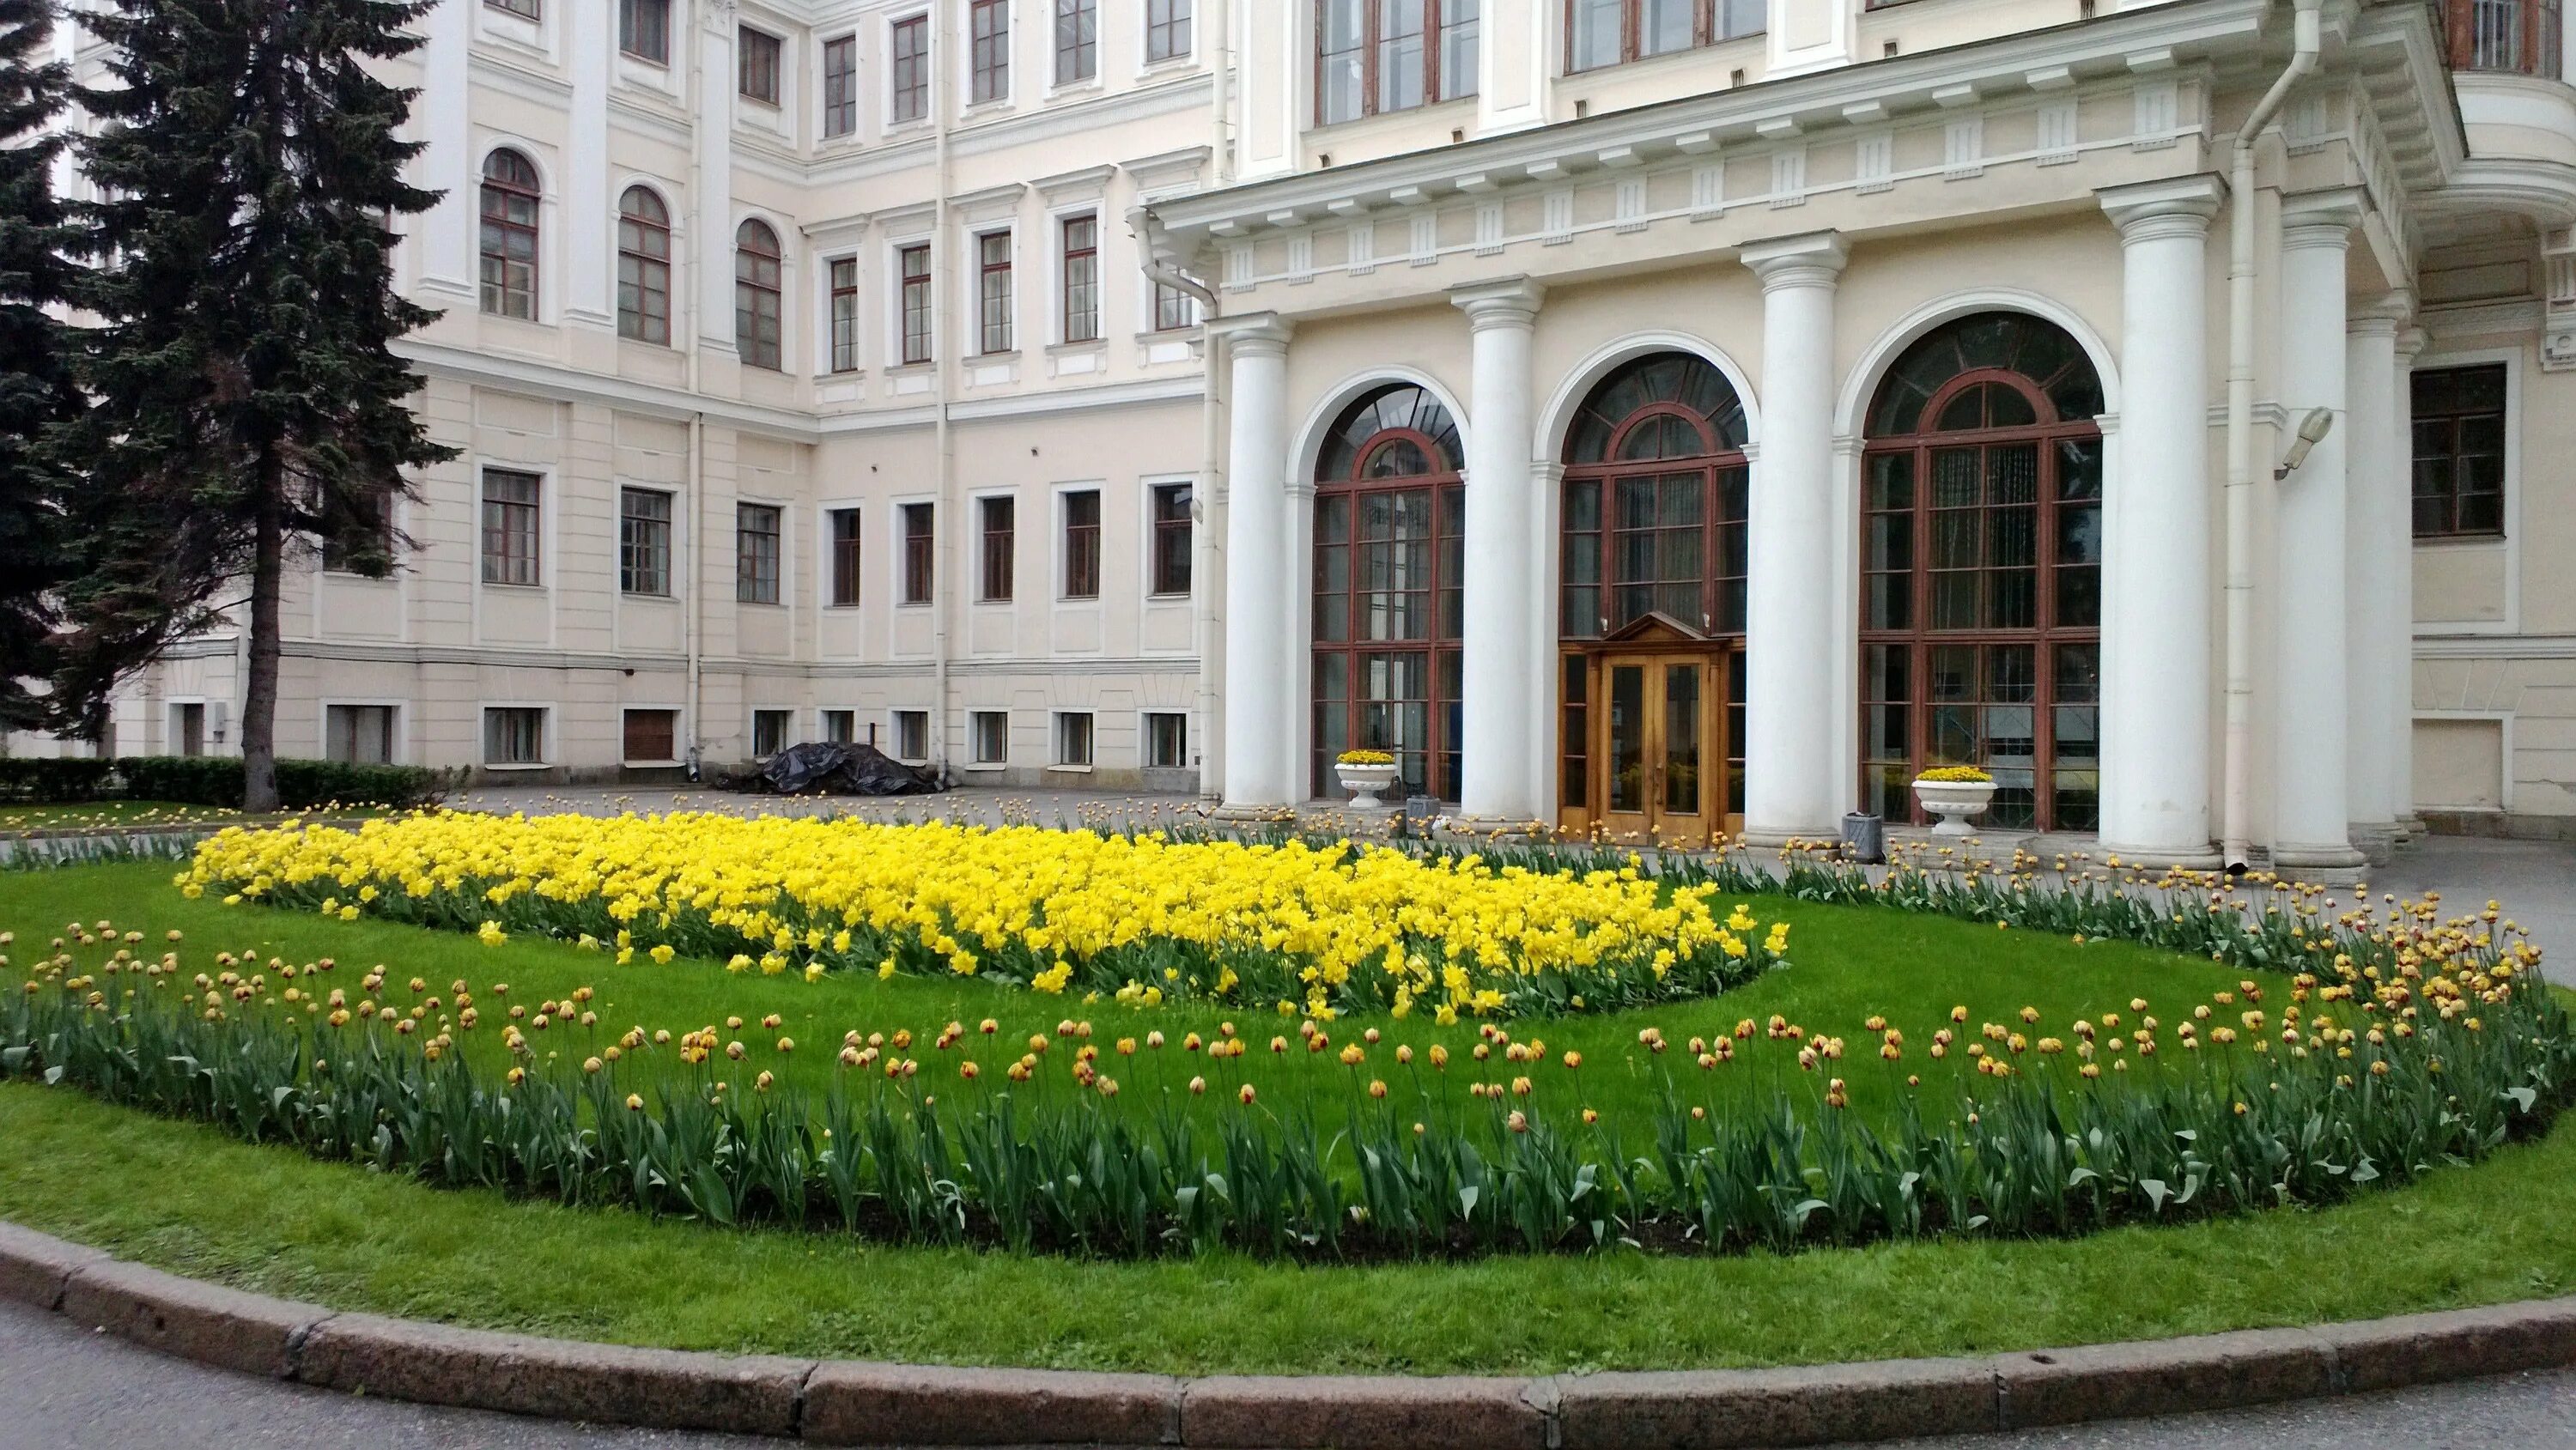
[930, 2, 957, 781]
[2221, 0, 2322, 870]
[683, 15, 708, 783]
[1129, 207, 1225, 802]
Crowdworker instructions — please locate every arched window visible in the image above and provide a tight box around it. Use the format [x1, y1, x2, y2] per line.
[1860, 312, 2105, 833]
[735, 220, 784, 371]
[1312, 384, 1465, 803]
[478, 150, 541, 319]
[1557, 353, 1752, 836]
[617, 186, 671, 345]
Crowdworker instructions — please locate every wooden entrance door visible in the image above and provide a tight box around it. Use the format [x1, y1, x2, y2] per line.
[1595, 652, 1730, 846]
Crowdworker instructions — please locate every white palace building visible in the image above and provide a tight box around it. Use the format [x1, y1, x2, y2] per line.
[43, 0, 2576, 867]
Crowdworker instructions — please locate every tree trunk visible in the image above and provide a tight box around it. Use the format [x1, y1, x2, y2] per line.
[240, 468, 285, 812]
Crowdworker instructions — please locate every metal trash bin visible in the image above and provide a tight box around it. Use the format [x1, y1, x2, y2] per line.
[1841, 812, 1886, 865]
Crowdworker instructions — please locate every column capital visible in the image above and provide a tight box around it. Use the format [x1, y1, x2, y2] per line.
[1741, 230, 1849, 290]
[2397, 325, 2431, 362]
[1209, 312, 1295, 356]
[1449, 276, 1545, 330]
[2351, 288, 2414, 335]
[2280, 186, 2367, 252]
[2098, 173, 2224, 241]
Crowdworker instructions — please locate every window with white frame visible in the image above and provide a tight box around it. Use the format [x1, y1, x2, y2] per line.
[487, 0, 538, 20]
[1055, 0, 1097, 82]
[483, 707, 547, 766]
[619, 487, 672, 596]
[970, 0, 1010, 103]
[822, 34, 859, 137]
[1146, 0, 1192, 61]
[1151, 481, 1193, 596]
[1062, 488, 1100, 598]
[1060, 213, 1099, 343]
[735, 220, 785, 371]
[890, 13, 930, 123]
[752, 709, 791, 758]
[979, 495, 1016, 602]
[898, 242, 933, 364]
[828, 507, 862, 605]
[481, 469, 542, 585]
[978, 230, 1014, 354]
[737, 502, 782, 604]
[478, 150, 540, 319]
[894, 710, 929, 761]
[1154, 277, 1196, 331]
[829, 257, 860, 373]
[969, 710, 1008, 765]
[619, 0, 669, 63]
[902, 501, 935, 603]
[1568, 0, 1761, 73]
[327, 705, 397, 765]
[739, 25, 782, 103]
[1054, 711, 1094, 767]
[1145, 711, 1188, 769]
[1317, 0, 1478, 124]
[822, 708, 857, 743]
[617, 186, 672, 344]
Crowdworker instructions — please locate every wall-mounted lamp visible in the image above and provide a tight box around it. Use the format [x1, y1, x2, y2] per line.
[2274, 407, 2336, 480]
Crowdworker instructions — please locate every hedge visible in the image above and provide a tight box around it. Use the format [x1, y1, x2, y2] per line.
[0, 755, 449, 810]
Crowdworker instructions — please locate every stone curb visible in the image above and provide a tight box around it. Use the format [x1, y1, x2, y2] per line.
[5, 1220, 2574, 1447]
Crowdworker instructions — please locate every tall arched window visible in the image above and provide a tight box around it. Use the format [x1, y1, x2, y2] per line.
[478, 150, 541, 319]
[1860, 312, 2105, 833]
[1312, 384, 1465, 803]
[1557, 354, 1751, 841]
[617, 186, 671, 345]
[735, 220, 784, 371]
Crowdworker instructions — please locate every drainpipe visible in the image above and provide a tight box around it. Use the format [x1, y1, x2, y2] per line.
[2221, 0, 2322, 870]
[929, 2, 957, 781]
[683, 13, 708, 783]
[1130, 207, 1224, 802]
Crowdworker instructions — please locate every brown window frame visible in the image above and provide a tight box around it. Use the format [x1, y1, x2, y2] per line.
[890, 14, 931, 123]
[618, 486, 673, 597]
[901, 501, 936, 604]
[478, 150, 541, 320]
[978, 230, 1015, 354]
[2443, 0, 2565, 77]
[1146, 0, 1193, 61]
[1315, 0, 1478, 125]
[970, 0, 1011, 103]
[828, 507, 863, 605]
[617, 185, 671, 345]
[486, 0, 539, 19]
[822, 34, 860, 137]
[483, 707, 547, 766]
[979, 494, 1017, 602]
[1055, 0, 1098, 83]
[1564, 0, 1765, 73]
[1062, 488, 1102, 599]
[898, 242, 933, 366]
[739, 26, 783, 104]
[736, 501, 783, 605]
[1150, 482, 1193, 595]
[735, 220, 785, 371]
[480, 468, 543, 586]
[2411, 362, 2509, 538]
[829, 257, 860, 373]
[1145, 711, 1188, 768]
[1060, 213, 1100, 343]
[618, 0, 669, 63]
[623, 708, 680, 765]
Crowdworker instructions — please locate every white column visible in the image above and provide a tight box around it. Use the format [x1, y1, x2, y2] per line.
[416, 0, 477, 302]
[2271, 191, 2366, 872]
[1739, 231, 1849, 844]
[1213, 314, 1297, 812]
[2098, 176, 2223, 865]
[2344, 294, 2408, 858]
[696, 5, 738, 355]
[564, 0, 616, 329]
[1451, 277, 1546, 826]
[2393, 326, 2427, 838]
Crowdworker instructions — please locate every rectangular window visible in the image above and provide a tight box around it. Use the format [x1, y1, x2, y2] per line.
[894, 709, 929, 761]
[1063, 488, 1101, 598]
[970, 0, 1010, 103]
[737, 502, 781, 604]
[829, 258, 860, 372]
[1061, 214, 1099, 343]
[486, 0, 539, 18]
[2412, 363, 2508, 538]
[480, 469, 541, 586]
[618, 0, 669, 63]
[822, 34, 859, 137]
[1054, 711, 1094, 767]
[828, 507, 863, 605]
[890, 14, 930, 123]
[1151, 482, 1193, 595]
[970, 710, 1008, 765]
[979, 494, 1016, 602]
[321, 482, 395, 574]
[483, 707, 546, 766]
[899, 243, 932, 365]
[739, 27, 781, 103]
[902, 501, 935, 604]
[1154, 279, 1196, 331]
[1318, 0, 1477, 124]
[1147, 0, 1193, 60]
[1570, 0, 1762, 73]
[821, 708, 857, 743]
[978, 231, 1014, 354]
[752, 709, 790, 758]
[623, 708, 679, 764]
[619, 487, 672, 597]
[326, 705, 397, 766]
[1055, 0, 1097, 82]
[1145, 711, 1188, 768]
[173, 701, 205, 758]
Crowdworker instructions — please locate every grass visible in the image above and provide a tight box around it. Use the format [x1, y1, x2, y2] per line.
[3, 858, 2571, 1375]
[0, 801, 384, 837]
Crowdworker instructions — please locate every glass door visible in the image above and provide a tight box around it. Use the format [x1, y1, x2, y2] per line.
[1591, 654, 1722, 846]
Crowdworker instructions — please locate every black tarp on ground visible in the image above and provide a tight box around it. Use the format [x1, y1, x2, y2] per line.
[722, 742, 944, 797]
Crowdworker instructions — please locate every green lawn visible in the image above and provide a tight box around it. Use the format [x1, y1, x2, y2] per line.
[3, 859, 2570, 1375]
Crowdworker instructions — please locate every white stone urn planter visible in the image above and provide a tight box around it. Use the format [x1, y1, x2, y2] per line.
[1911, 777, 1998, 837]
[1335, 761, 1400, 812]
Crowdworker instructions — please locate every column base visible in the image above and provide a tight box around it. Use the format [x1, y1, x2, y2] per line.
[1442, 815, 1553, 841]
[2094, 841, 2227, 873]
[2397, 815, 2430, 844]
[2348, 822, 2400, 865]
[2269, 841, 2369, 885]
[1736, 828, 1849, 852]
[1206, 802, 1298, 825]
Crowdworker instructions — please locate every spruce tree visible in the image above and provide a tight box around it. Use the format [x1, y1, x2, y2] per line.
[64, 0, 454, 806]
[0, 0, 78, 731]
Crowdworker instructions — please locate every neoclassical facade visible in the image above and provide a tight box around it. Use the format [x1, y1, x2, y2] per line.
[42, 0, 2576, 865]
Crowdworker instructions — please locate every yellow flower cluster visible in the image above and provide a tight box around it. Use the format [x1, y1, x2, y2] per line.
[180, 813, 1789, 1018]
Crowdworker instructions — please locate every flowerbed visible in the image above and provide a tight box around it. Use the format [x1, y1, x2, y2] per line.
[179, 815, 1793, 1019]
[5, 877, 2567, 1261]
